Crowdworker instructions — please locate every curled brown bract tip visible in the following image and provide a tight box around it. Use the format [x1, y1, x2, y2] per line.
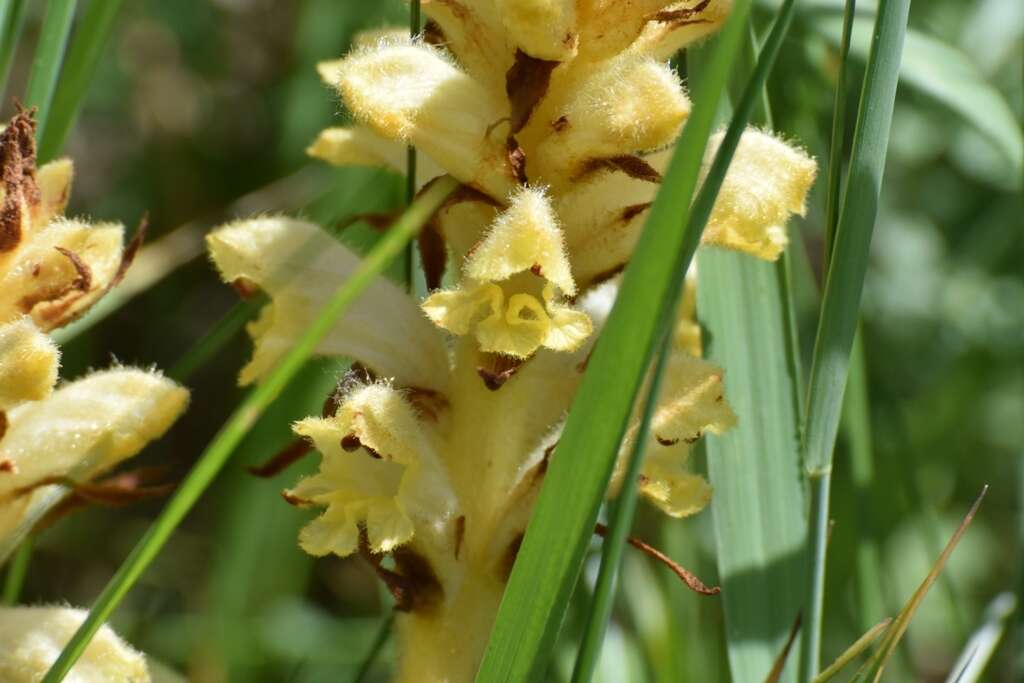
[248, 438, 313, 478]
[506, 49, 560, 134]
[594, 523, 721, 596]
[359, 529, 443, 613]
[477, 353, 524, 390]
[576, 155, 663, 184]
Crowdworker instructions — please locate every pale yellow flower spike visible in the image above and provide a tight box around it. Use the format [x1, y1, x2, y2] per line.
[422, 189, 593, 358]
[289, 384, 454, 557]
[206, 216, 449, 392]
[0, 606, 150, 683]
[702, 129, 818, 261]
[0, 368, 189, 546]
[0, 318, 58, 411]
[495, 0, 578, 61]
[329, 41, 515, 198]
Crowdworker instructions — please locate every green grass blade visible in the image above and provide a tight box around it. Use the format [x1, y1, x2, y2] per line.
[811, 618, 890, 683]
[475, 4, 754, 680]
[38, 0, 125, 162]
[850, 487, 988, 683]
[353, 614, 396, 683]
[40, 175, 458, 683]
[944, 593, 1016, 683]
[571, 3, 801, 680]
[23, 0, 77, 139]
[799, 0, 910, 677]
[1, 537, 32, 604]
[0, 0, 27, 100]
[167, 297, 264, 383]
[822, 0, 857, 265]
[816, 17, 1024, 181]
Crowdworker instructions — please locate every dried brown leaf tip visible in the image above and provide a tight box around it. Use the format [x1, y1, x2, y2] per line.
[0, 108, 38, 253]
[652, 0, 714, 25]
[576, 155, 663, 183]
[594, 523, 720, 596]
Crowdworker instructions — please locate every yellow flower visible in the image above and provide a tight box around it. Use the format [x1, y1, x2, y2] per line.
[0, 606, 151, 682]
[422, 187, 592, 357]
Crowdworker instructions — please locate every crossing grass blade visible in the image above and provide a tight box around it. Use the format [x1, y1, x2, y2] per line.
[571, 2, 802, 680]
[849, 487, 988, 683]
[23, 0, 78, 138]
[811, 618, 891, 683]
[0, 0, 27, 98]
[40, 175, 459, 683]
[799, 0, 911, 677]
[38, 0, 125, 162]
[474, 3, 754, 680]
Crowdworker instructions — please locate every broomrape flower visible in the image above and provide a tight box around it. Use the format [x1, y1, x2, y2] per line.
[209, 1, 815, 680]
[0, 111, 188, 677]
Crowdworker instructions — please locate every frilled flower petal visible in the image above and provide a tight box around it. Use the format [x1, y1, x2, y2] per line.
[422, 283, 502, 337]
[0, 219, 124, 330]
[543, 296, 594, 352]
[466, 187, 575, 295]
[329, 40, 515, 199]
[207, 217, 449, 392]
[0, 606, 150, 683]
[533, 54, 689, 183]
[289, 384, 453, 556]
[0, 368, 188, 552]
[701, 129, 817, 261]
[0, 318, 58, 410]
[495, 0, 578, 61]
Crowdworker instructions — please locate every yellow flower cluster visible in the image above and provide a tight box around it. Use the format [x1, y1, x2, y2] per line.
[0, 111, 188, 683]
[208, 1, 816, 680]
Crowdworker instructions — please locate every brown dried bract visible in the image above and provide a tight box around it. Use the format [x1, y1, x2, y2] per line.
[576, 155, 663, 183]
[17, 246, 94, 324]
[477, 353, 524, 390]
[248, 438, 314, 478]
[30, 467, 176, 532]
[418, 213, 447, 290]
[423, 20, 446, 47]
[360, 528, 444, 613]
[110, 215, 148, 289]
[406, 386, 449, 421]
[506, 136, 528, 185]
[0, 410, 7, 443]
[498, 531, 524, 582]
[651, 0, 713, 24]
[506, 49, 560, 134]
[453, 514, 466, 560]
[0, 108, 39, 253]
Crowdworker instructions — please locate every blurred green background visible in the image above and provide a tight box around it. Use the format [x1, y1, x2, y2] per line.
[5, 0, 1020, 681]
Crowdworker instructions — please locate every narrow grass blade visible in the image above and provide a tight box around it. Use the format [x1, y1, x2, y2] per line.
[1, 537, 32, 604]
[475, 4, 754, 680]
[764, 614, 804, 683]
[403, 0, 420, 291]
[822, 0, 857, 265]
[800, 0, 910, 677]
[944, 593, 1016, 683]
[0, 0, 27, 99]
[353, 614, 396, 683]
[40, 175, 458, 683]
[38, 0, 125, 162]
[572, 3, 801, 680]
[168, 296, 264, 383]
[23, 0, 77, 138]
[816, 17, 1024, 180]
[850, 487, 988, 683]
[811, 618, 890, 683]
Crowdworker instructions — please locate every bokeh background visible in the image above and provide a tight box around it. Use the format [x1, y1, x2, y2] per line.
[4, 1, 1021, 681]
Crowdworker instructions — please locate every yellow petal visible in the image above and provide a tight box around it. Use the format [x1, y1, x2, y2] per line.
[306, 125, 446, 182]
[533, 54, 689, 185]
[576, 0, 682, 61]
[476, 292, 550, 358]
[207, 216, 449, 392]
[640, 465, 713, 518]
[33, 158, 74, 228]
[422, 283, 502, 336]
[0, 606, 150, 683]
[629, 0, 733, 61]
[543, 301, 594, 352]
[651, 354, 736, 445]
[0, 368, 188, 557]
[466, 187, 576, 295]
[0, 318, 59, 410]
[331, 41, 514, 199]
[298, 506, 360, 557]
[422, 0, 512, 90]
[495, 0, 578, 61]
[701, 129, 817, 261]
